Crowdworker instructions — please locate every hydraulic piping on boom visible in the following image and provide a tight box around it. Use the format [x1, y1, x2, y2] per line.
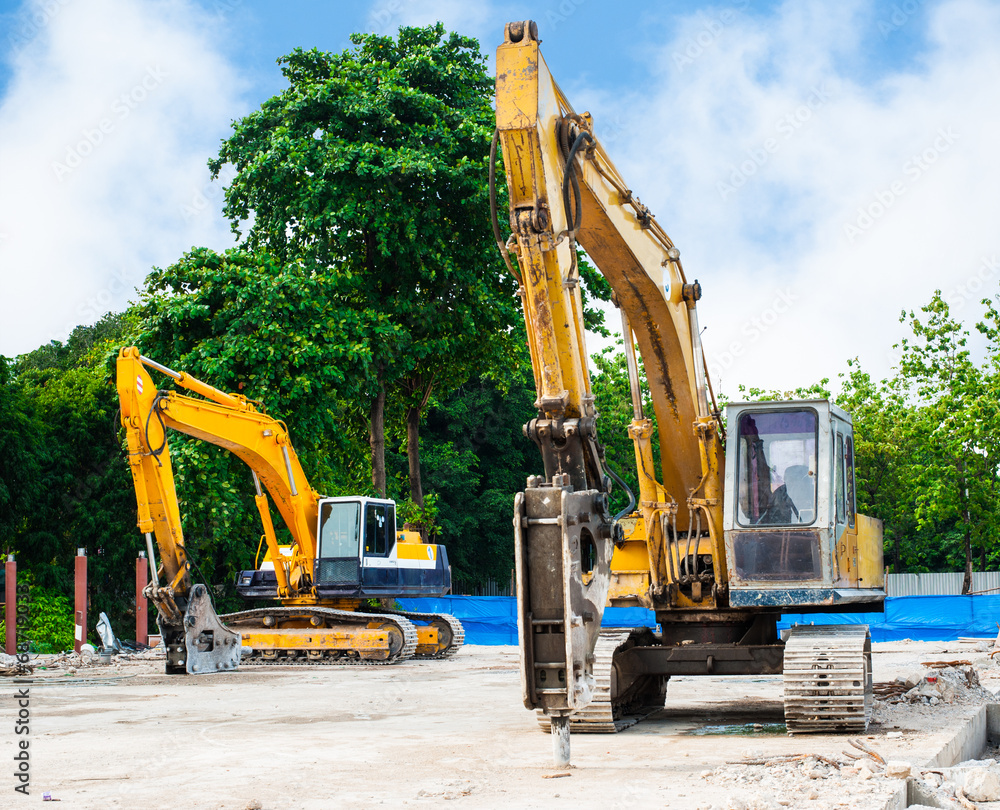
[494, 21, 884, 767]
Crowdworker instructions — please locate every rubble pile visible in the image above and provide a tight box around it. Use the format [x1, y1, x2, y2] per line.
[907, 757, 1000, 807]
[878, 664, 994, 706]
[699, 744, 902, 810]
[0, 651, 32, 676]
[702, 730, 1000, 810]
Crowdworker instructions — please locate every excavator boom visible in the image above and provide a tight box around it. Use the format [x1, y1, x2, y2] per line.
[495, 21, 884, 765]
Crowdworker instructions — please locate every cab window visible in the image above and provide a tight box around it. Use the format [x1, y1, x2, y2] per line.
[319, 501, 361, 558]
[846, 434, 856, 528]
[364, 503, 395, 557]
[737, 409, 818, 527]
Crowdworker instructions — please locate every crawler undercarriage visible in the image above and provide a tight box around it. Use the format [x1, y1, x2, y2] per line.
[222, 605, 465, 665]
[536, 623, 872, 734]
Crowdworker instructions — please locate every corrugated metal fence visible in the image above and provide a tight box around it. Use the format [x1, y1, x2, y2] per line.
[451, 578, 512, 597]
[886, 571, 1000, 596]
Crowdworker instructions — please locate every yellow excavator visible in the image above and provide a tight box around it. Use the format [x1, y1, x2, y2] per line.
[493, 21, 884, 765]
[117, 346, 463, 674]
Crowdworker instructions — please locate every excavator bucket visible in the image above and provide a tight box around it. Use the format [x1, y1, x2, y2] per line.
[160, 584, 242, 675]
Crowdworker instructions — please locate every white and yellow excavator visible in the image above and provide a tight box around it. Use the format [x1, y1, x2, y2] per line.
[493, 21, 884, 765]
[117, 346, 462, 674]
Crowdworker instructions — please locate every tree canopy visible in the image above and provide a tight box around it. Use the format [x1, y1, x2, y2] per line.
[209, 24, 522, 501]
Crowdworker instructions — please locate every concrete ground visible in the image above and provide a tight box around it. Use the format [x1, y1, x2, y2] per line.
[0, 640, 996, 809]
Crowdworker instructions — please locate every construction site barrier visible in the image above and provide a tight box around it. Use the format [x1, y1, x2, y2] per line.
[398, 595, 1000, 645]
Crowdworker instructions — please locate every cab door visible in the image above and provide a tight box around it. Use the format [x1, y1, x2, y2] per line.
[361, 501, 398, 591]
[833, 423, 860, 587]
[316, 500, 363, 589]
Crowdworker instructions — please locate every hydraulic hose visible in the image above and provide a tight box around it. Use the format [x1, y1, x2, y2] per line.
[561, 129, 595, 240]
[489, 128, 521, 284]
[606, 463, 637, 522]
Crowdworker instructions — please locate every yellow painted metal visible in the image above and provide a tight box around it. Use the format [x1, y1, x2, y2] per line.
[240, 628, 389, 652]
[117, 347, 319, 604]
[414, 626, 443, 657]
[397, 542, 437, 561]
[856, 514, 885, 589]
[496, 38, 591, 420]
[835, 514, 886, 590]
[253, 492, 289, 595]
[496, 29, 727, 612]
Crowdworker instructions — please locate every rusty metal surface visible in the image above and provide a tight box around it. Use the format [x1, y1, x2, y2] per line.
[783, 624, 872, 733]
[616, 643, 784, 677]
[535, 628, 667, 733]
[515, 478, 614, 716]
[160, 584, 241, 675]
[221, 605, 421, 663]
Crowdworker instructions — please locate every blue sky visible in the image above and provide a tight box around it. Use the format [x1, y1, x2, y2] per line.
[1, 0, 996, 394]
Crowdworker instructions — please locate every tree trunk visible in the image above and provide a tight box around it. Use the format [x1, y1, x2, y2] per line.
[893, 529, 900, 575]
[369, 381, 386, 498]
[403, 376, 435, 509]
[406, 404, 423, 507]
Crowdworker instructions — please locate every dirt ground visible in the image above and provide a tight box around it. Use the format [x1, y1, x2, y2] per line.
[2, 639, 998, 809]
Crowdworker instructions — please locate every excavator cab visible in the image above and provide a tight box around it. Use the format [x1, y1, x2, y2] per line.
[314, 496, 451, 598]
[237, 496, 452, 600]
[722, 400, 884, 610]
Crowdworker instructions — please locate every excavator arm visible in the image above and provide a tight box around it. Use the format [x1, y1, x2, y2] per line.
[117, 346, 319, 672]
[496, 21, 728, 757]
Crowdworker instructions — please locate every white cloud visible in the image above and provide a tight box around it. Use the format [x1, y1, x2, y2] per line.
[0, 0, 244, 357]
[574, 0, 1000, 395]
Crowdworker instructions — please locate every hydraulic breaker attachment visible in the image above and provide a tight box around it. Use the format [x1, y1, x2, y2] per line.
[158, 584, 242, 675]
[514, 473, 614, 764]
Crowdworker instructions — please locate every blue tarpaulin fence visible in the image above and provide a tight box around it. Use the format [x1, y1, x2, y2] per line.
[398, 595, 1000, 646]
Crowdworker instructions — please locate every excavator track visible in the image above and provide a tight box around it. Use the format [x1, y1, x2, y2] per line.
[372, 609, 465, 658]
[783, 624, 873, 733]
[220, 606, 418, 666]
[536, 628, 668, 733]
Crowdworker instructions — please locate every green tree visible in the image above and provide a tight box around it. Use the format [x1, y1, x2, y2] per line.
[407, 363, 538, 589]
[209, 24, 521, 502]
[10, 314, 142, 640]
[136, 248, 376, 610]
[0, 356, 44, 554]
[836, 359, 918, 572]
[894, 292, 997, 592]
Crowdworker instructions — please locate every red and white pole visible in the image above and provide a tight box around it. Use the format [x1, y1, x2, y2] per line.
[74, 548, 87, 653]
[4, 555, 15, 655]
[136, 552, 148, 647]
